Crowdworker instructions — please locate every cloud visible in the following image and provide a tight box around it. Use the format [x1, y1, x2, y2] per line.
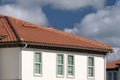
[106, 48, 120, 62]
[16, 0, 105, 10]
[0, 4, 48, 26]
[65, 1, 120, 47]
[43, 0, 105, 10]
[0, 0, 106, 26]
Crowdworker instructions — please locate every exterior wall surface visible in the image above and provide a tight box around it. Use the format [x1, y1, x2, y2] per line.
[95, 56, 105, 80]
[22, 48, 105, 80]
[0, 48, 21, 80]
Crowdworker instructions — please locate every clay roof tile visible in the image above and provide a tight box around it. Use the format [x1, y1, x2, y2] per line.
[0, 14, 112, 52]
[107, 59, 120, 69]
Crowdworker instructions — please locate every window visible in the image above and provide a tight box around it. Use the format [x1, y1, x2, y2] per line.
[57, 54, 64, 76]
[107, 72, 112, 80]
[34, 52, 42, 75]
[67, 55, 74, 77]
[113, 72, 117, 80]
[88, 57, 94, 78]
[107, 71, 117, 80]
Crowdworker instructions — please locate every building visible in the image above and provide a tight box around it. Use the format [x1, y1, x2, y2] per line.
[106, 59, 120, 80]
[0, 14, 112, 80]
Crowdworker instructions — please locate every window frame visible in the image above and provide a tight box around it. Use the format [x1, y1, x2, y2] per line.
[107, 71, 118, 80]
[67, 55, 75, 78]
[113, 71, 118, 80]
[56, 54, 64, 78]
[34, 51, 42, 76]
[88, 56, 94, 78]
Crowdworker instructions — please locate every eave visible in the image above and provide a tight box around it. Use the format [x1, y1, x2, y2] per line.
[0, 41, 109, 55]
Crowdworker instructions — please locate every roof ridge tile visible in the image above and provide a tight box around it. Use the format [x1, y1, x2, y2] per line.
[0, 13, 112, 52]
[5, 16, 21, 41]
[0, 17, 17, 42]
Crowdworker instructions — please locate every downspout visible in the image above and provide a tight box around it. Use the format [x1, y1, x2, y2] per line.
[19, 44, 28, 80]
[22, 44, 28, 50]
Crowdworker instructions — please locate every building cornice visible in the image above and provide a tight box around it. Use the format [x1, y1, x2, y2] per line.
[0, 42, 107, 55]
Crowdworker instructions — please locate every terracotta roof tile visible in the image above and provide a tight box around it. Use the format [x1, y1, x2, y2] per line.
[106, 59, 120, 69]
[0, 17, 17, 42]
[0, 14, 112, 52]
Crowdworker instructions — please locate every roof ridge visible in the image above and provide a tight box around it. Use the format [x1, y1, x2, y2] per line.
[0, 17, 18, 42]
[7, 15, 45, 28]
[8, 15, 49, 30]
[0, 13, 112, 52]
[4, 16, 21, 42]
[0, 18, 13, 41]
[3, 15, 110, 48]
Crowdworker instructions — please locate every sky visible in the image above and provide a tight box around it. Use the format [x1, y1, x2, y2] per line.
[0, 0, 119, 50]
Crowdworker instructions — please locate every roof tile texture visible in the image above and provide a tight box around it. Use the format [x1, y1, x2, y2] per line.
[0, 14, 112, 52]
[107, 59, 120, 69]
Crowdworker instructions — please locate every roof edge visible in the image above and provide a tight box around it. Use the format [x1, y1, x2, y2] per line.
[0, 41, 109, 54]
[23, 42, 111, 53]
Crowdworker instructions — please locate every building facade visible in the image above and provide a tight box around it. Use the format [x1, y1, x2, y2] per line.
[106, 59, 120, 80]
[0, 14, 112, 80]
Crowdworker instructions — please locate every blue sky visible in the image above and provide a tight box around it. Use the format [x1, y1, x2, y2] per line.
[0, 0, 120, 48]
[42, 6, 97, 30]
[43, 0, 116, 30]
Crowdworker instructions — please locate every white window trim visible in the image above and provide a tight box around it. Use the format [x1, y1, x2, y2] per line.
[67, 55, 75, 78]
[56, 54, 64, 78]
[87, 56, 95, 79]
[34, 51, 42, 77]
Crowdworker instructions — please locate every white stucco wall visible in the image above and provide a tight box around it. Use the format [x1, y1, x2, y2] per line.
[0, 47, 105, 80]
[95, 56, 105, 80]
[21, 49, 105, 80]
[0, 48, 21, 80]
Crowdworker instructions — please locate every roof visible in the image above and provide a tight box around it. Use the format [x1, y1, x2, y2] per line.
[107, 59, 120, 69]
[0, 14, 112, 52]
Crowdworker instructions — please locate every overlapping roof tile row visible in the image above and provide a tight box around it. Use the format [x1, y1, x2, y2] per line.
[0, 14, 112, 52]
[107, 59, 120, 69]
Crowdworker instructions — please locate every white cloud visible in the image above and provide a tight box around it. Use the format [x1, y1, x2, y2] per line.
[0, 0, 106, 26]
[16, 0, 105, 10]
[106, 48, 120, 62]
[0, 4, 48, 26]
[65, 1, 120, 47]
[44, 0, 105, 10]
